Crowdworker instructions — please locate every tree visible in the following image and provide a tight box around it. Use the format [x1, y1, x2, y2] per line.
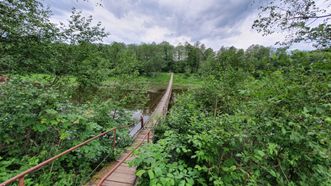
[0, 0, 55, 42]
[111, 49, 140, 76]
[160, 41, 174, 72]
[0, 0, 57, 72]
[129, 43, 167, 75]
[60, 8, 109, 44]
[245, 45, 272, 72]
[55, 9, 110, 96]
[253, 0, 331, 48]
[185, 42, 202, 73]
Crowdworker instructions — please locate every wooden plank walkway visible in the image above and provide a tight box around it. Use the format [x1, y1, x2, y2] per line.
[100, 130, 153, 186]
[97, 73, 173, 186]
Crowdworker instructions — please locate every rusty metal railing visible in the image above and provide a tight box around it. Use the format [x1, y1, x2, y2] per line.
[0, 128, 117, 186]
[97, 129, 152, 186]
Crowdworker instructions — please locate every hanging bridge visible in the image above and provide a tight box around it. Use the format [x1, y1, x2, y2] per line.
[0, 73, 173, 186]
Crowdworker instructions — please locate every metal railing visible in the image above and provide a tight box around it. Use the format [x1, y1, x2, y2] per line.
[97, 73, 173, 185]
[0, 128, 117, 186]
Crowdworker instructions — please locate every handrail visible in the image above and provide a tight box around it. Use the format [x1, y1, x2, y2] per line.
[147, 73, 173, 128]
[0, 128, 117, 186]
[97, 130, 152, 186]
[97, 73, 173, 185]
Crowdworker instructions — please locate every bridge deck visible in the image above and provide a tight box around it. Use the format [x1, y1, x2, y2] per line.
[101, 130, 152, 186]
[98, 73, 173, 186]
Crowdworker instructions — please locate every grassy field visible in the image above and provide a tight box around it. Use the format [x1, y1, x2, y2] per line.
[134, 73, 203, 90]
[102, 73, 203, 90]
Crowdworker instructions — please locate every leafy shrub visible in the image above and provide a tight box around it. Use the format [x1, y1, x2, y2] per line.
[132, 54, 331, 185]
[0, 77, 132, 185]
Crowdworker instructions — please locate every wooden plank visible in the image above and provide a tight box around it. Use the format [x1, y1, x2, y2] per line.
[102, 180, 132, 186]
[114, 166, 136, 174]
[119, 163, 131, 168]
[106, 172, 136, 184]
[116, 165, 136, 171]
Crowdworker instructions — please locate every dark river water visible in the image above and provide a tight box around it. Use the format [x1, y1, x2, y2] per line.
[130, 88, 186, 120]
[128, 88, 185, 136]
[130, 89, 165, 121]
[128, 89, 164, 136]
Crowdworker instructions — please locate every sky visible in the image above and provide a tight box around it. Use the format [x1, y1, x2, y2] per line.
[43, 0, 317, 50]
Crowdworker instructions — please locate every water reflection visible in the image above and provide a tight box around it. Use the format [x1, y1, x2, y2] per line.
[128, 88, 186, 136]
[126, 89, 164, 136]
[131, 89, 165, 120]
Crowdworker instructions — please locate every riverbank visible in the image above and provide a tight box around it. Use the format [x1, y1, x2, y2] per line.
[102, 73, 203, 92]
[10, 72, 203, 91]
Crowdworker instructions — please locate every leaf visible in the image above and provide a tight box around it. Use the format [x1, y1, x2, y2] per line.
[136, 170, 145, 177]
[254, 150, 266, 161]
[268, 169, 277, 177]
[148, 170, 155, 179]
[267, 143, 278, 155]
[154, 167, 162, 176]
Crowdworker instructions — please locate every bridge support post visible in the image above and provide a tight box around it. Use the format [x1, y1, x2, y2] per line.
[140, 115, 144, 129]
[18, 176, 24, 186]
[113, 128, 116, 148]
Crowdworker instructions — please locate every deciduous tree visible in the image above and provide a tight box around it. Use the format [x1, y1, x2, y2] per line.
[253, 0, 331, 48]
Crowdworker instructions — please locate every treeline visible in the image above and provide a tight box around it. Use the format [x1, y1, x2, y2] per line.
[2, 1, 330, 82]
[2, 36, 330, 76]
[0, 41, 204, 75]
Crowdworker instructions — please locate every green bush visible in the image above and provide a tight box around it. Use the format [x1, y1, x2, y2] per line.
[132, 53, 331, 185]
[0, 77, 132, 185]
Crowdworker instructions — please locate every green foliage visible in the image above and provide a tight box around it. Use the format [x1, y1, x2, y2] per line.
[253, 0, 331, 48]
[0, 0, 56, 73]
[0, 0, 55, 41]
[132, 140, 205, 186]
[74, 48, 110, 101]
[1, 1, 330, 185]
[110, 49, 141, 76]
[130, 73, 203, 90]
[59, 8, 109, 44]
[0, 77, 133, 185]
[102, 74, 149, 109]
[133, 50, 331, 185]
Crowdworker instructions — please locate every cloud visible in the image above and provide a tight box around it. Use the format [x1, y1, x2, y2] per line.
[44, 0, 93, 16]
[43, 0, 314, 50]
[101, 0, 254, 41]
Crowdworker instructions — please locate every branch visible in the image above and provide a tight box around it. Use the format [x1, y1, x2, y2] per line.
[291, 13, 331, 19]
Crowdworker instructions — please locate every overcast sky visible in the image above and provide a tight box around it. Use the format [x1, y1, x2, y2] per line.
[43, 0, 316, 50]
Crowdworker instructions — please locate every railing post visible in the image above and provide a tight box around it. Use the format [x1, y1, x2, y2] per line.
[18, 176, 24, 186]
[147, 131, 150, 143]
[113, 128, 116, 148]
[140, 115, 144, 129]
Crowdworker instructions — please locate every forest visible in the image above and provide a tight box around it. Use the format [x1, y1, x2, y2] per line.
[0, 0, 330, 186]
